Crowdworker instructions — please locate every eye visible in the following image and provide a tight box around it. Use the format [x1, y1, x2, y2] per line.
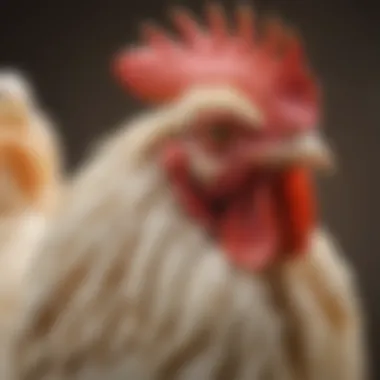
[209, 124, 233, 144]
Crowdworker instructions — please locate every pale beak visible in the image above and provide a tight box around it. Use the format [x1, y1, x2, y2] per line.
[285, 133, 335, 172]
[250, 133, 336, 173]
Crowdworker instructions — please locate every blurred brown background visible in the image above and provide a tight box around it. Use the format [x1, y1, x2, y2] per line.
[0, 0, 379, 377]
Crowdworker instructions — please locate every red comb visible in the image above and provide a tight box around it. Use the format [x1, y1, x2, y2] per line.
[114, 3, 320, 129]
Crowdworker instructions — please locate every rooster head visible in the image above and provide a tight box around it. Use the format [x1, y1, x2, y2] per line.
[113, 4, 334, 271]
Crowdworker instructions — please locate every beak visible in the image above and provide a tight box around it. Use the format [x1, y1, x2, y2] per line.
[286, 133, 335, 172]
[250, 133, 336, 173]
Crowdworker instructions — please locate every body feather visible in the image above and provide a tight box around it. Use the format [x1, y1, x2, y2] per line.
[0, 71, 63, 371]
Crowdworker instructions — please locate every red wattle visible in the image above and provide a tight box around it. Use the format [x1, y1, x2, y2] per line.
[219, 168, 316, 271]
[279, 168, 316, 256]
[218, 181, 280, 271]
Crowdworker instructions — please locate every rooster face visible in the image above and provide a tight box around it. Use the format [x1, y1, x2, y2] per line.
[156, 86, 333, 270]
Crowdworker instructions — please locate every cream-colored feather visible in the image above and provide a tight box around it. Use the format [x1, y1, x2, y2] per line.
[0, 71, 63, 371]
[4, 87, 366, 380]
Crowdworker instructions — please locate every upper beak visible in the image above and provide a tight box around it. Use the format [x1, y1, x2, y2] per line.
[250, 133, 335, 173]
[285, 133, 335, 172]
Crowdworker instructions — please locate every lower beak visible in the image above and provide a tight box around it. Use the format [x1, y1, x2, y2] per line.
[251, 133, 335, 173]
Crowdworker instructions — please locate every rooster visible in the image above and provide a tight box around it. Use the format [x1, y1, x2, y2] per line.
[0, 71, 62, 361]
[4, 4, 366, 380]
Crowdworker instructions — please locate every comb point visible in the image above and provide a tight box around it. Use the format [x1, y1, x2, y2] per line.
[235, 3, 256, 46]
[262, 18, 287, 55]
[206, 2, 229, 40]
[283, 32, 305, 73]
[169, 7, 202, 44]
